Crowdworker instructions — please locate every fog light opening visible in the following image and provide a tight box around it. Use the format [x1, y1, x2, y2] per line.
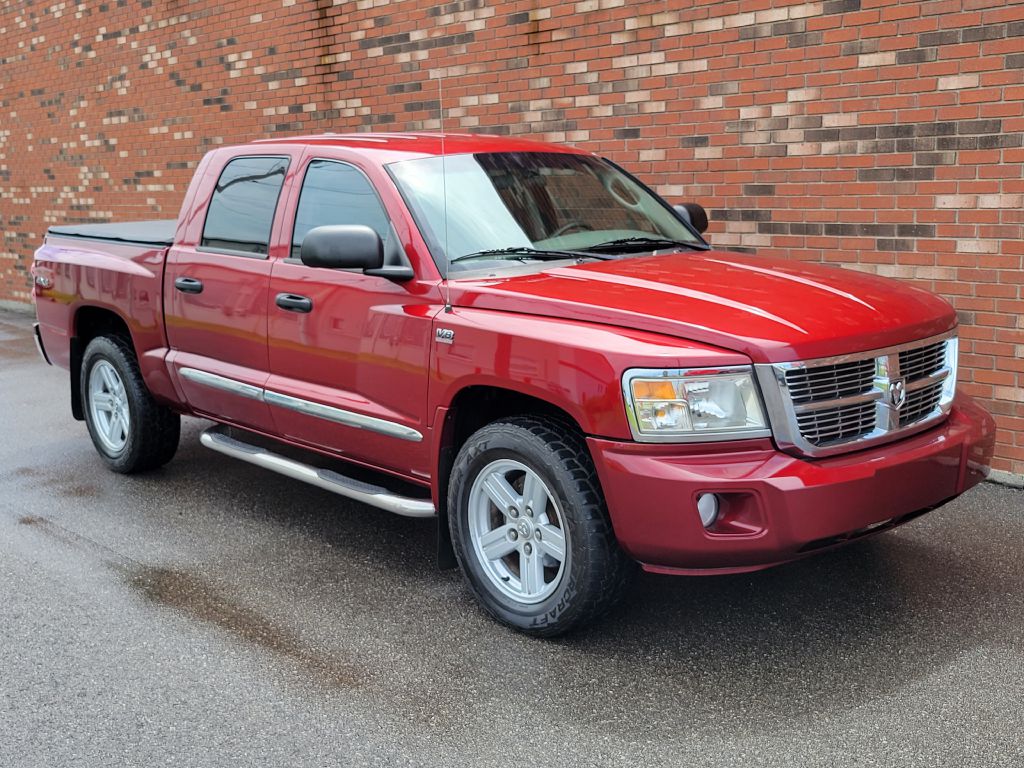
[697, 493, 720, 529]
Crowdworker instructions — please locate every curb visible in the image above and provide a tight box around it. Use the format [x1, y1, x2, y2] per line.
[988, 469, 1024, 490]
[0, 299, 34, 315]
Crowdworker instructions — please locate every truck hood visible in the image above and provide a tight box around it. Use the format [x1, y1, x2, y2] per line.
[448, 250, 956, 363]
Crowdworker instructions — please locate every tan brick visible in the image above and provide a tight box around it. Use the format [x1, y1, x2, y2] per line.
[938, 74, 980, 91]
[754, 8, 789, 24]
[787, 87, 820, 103]
[978, 194, 1024, 209]
[678, 59, 708, 73]
[957, 240, 1000, 254]
[789, 3, 823, 19]
[995, 386, 1024, 403]
[937, 195, 978, 209]
[859, 52, 896, 68]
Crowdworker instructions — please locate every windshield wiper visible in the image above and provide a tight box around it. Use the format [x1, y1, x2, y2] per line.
[578, 236, 709, 254]
[450, 247, 613, 264]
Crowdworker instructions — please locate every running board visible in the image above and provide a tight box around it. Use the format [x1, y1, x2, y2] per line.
[199, 427, 435, 518]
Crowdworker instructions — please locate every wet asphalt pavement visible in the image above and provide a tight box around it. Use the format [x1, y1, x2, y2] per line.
[1, 307, 1022, 767]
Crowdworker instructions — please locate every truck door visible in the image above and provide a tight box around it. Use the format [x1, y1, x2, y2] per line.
[164, 152, 298, 432]
[265, 155, 434, 480]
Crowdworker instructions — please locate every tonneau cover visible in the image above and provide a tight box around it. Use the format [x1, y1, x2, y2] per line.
[47, 219, 176, 247]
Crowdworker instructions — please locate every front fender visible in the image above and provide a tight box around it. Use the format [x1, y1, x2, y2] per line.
[428, 308, 749, 439]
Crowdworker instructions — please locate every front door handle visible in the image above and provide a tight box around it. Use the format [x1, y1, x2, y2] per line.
[174, 276, 204, 294]
[275, 293, 313, 313]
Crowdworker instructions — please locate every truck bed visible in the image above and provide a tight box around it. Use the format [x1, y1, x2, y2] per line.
[47, 220, 176, 247]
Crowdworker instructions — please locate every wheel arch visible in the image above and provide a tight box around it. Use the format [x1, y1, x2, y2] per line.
[446, 384, 584, 448]
[70, 305, 134, 421]
[433, 384, 591, 570]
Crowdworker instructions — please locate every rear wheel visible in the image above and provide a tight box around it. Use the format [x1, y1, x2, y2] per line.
[448, 417, 635, 636]
[81, 335, 180, 473]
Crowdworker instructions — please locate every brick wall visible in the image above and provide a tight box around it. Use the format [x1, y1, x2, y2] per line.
[1, 0, 1022, 474]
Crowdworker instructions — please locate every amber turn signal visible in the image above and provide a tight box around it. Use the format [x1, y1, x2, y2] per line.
[630, 380, 678, 400]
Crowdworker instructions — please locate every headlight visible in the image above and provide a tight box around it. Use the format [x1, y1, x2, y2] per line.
[623, 367, 770, 443]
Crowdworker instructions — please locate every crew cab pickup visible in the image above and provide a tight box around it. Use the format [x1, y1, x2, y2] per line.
[32, 133, 995, 636]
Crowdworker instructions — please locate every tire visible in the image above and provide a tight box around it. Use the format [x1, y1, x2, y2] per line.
[80, 334, 180, 473]
[448, 417, 635, 637]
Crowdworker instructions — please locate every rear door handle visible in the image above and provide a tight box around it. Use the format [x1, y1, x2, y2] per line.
[275, 293, 313, 313]
[174, 276, 204, 294]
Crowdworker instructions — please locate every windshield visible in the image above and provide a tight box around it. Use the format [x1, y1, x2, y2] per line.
[387, 152, 702, 274]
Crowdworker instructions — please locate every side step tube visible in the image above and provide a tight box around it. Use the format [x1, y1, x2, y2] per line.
[200, 427, 435, 518]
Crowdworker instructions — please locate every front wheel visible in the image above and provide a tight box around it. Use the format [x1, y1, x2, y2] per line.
[81, 334, 180, 473]
[448, 417, 635, 636]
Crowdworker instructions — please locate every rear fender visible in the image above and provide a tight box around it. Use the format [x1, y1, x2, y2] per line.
[34, 239, 180, 410]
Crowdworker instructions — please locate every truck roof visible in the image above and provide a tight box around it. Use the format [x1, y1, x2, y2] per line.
[248, 131, 590, 160]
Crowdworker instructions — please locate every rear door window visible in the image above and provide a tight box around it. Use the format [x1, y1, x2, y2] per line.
[201, 156, 289, 255]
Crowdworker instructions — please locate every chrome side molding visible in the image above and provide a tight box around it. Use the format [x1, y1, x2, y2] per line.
[199, 427, 435, 518]
[180, 367, 264, 400]
[262, 390, 423, 442]
[178, 366, 423, 442]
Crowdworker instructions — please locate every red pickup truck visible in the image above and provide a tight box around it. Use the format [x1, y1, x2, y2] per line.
[32, 133, 995, 635]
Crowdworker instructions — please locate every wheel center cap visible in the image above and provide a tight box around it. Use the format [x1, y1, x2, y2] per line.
[517, 519, 534, 538]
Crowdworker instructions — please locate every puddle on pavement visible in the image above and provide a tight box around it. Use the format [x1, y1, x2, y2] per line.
[58, 483, 101, 498]
[126, 566, 363, 688]
[0, 337, 37, 360]
[0, 316, 38, 358]
[6, 467, 102, 499]
[15, 513, 361, 689]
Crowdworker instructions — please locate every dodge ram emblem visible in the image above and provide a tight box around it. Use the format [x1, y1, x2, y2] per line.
[890, 378, 907, 410]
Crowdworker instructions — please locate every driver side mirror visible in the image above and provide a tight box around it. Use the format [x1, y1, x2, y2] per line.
[673, 203, 709, 234]
[300, 225, 384, 270]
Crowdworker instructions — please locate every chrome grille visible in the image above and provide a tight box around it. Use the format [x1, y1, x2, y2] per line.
[899, 380, 944, 426]
[796, 401, 876, 445]
[899, 340, 946, 382]
[785, 359, 874, 404]
[756, 332, 958, 458]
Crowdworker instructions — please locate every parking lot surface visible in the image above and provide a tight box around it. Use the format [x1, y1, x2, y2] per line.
[1, 307, 1022, 767]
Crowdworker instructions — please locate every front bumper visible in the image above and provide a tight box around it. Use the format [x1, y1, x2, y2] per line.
[588, 394, 995, 574]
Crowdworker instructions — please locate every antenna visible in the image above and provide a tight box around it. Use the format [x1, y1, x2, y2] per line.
[437, 73, 452, 312]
